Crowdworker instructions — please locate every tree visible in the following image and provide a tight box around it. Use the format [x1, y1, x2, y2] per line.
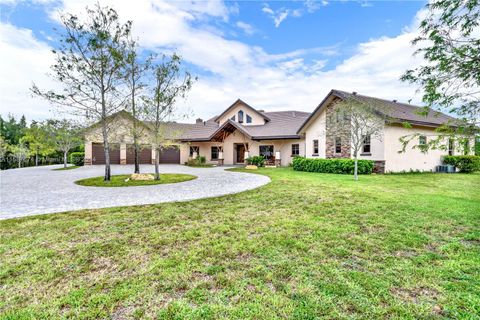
[124, 39, 152, 174]
[328, 98, 388, 181]
[46, 120, 83, 169]
[0, 136, 8, 164]
[142, 54, 193, 180]
[20, 121, 55, 166]
[9, 144, 29, 168]
[0, 114, 27, 145]
[32, 3, 131, 181]
[401, 0, 480, 150]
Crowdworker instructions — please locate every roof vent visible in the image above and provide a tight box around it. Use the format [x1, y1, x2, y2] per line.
[393, 99, 397, 103]
[196, 118, 203, 124]
[258, 109, 265, 113]
[352, 91, 357, 95]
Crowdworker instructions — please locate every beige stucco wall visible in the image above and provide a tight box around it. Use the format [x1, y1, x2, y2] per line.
[216, 102, 266, 126]
[185, 130, 304, 166]
[304, 107, 326, 158]
[384, 124, 450, 172]
[85, 114, 152, 145]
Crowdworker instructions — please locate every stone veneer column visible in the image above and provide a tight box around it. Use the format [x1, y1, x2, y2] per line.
[325, 99, 351, 159]
[84, 141, 92, 165]
[120, 143, 127, 164]
[275, 151, 281, 166]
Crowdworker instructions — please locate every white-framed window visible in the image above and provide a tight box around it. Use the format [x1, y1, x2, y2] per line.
[189, 146, 199, 156]
[419, 135, 427, 145]
[362, 135, 371, 154]
[238, 110, 244, 123]
[292, 144, 299, 156]
[259, 145, 274, 160]
[313, 140, 319, 155]
[246, 114, 252, 123]
[211, 146, 219, 160]
[335, 137, 342, 154]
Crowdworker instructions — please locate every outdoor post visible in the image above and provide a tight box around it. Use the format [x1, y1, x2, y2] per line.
[275, 150, 281, 167]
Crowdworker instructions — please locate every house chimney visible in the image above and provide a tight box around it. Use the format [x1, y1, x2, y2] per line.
[352, 91, 357, 95]
[196, 118, 203, 124]
[393, 99, 397, 103]
[258, 109, 265, 113]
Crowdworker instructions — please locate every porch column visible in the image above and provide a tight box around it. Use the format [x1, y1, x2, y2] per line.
[244, 151, 249, 164]
[218, 150, 224, 166]
[120, 143, 127, 164]
[275, 151, 281, 167]
[84, 141, 92, 165]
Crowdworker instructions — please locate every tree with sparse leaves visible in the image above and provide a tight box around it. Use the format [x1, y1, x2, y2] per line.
[328, 98, 388, 181]
[9, 144, 29, 168]
[32, 3, 131, 181]
[142, 54, 194, 180]
[124, 38, 153, 174]
[46, 119, 83, 169]
[401, 0, 479, 151]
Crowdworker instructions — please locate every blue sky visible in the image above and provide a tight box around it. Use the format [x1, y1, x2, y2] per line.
[0, 0, 427, 122]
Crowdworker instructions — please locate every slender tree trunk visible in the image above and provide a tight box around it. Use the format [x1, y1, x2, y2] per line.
[354, 153, 359, 181]
[64, 151, 68, 168]
[18, 158, 21, 168]
[101, 80, 111, 181]
[134, 141, 140, 173]
[154, 148, 160, 180]
[131, 63, 140, 174]
[35, 149, 39, 166]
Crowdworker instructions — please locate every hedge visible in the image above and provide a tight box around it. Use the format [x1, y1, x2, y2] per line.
[246, 156, 265, 167]
[292, 157, 374, 174]
[443, 155, 480, 173]
[69, 152, 84, 166]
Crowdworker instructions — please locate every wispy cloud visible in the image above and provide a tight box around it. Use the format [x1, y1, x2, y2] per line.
[262, 1, 328, 27]
[236, 21, 254, 35]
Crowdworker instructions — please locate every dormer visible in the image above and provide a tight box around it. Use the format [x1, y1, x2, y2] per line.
[215, 99, 270, 126]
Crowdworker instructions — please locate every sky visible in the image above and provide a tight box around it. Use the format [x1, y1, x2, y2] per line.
[0, 0, 428, 123]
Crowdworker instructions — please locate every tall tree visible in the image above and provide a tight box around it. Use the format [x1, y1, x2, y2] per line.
[401, 0, 480, 150]
[32, 3, 131, 181]
[328, 98, 388, 181]
[124, 39, 152, 174]
[20, 121, 55, 166]
[142, 54, 193, 180]
[46, 119, 83, 169]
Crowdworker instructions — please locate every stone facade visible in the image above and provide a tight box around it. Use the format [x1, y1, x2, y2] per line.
[325, 100, 351, 159]
[373, 160, 385, 174]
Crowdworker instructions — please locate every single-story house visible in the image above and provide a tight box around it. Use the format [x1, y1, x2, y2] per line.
[84, 89, 470, 172]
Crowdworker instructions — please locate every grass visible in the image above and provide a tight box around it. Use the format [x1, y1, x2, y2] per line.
[186, 164, 215, 168]
[0, 168, 479, 319]
[75, 173, 196, 187]
[53, 165, 81, 171]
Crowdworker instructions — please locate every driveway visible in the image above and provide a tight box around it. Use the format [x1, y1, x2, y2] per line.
[0, 165, 270, 220]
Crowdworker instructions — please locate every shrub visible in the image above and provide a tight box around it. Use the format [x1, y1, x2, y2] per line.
[443, 155, 480, 173]
[69, 152, 84, 166]
[187, 155, 207, 166]
[292, 157, 374, 174]
[246, 155, 265, 167]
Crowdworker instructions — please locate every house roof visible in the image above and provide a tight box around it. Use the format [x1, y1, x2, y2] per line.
[297, 89, 459, 134]
[176, 110, 310, 141]
[213, 98, 271, 123]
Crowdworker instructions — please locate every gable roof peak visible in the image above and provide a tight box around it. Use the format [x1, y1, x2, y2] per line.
[214, 98, 271, 123]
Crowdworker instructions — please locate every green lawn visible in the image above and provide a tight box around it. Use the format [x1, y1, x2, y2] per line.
[53, 165, 81, 171]
[1, 168, 479, 319]
[75, 173, 196, 187]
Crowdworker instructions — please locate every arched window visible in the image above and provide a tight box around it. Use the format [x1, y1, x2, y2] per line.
[238, 110, 244, 123]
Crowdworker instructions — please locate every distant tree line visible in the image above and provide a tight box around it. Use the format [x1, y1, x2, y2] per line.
[0, 114, 82, 170]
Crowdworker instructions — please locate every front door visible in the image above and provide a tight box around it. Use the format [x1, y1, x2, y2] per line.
[236, 144, 245, 164]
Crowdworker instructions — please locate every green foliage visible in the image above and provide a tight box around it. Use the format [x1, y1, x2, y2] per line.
[246, 155, 265, 167]
[443, 155, 480, 173]
[20, 121, 55, 158]
[186, 156, 207, 166]
[75, 173, 196, 187]
[0, 114, 27, 145]
[69, 152, 85, 166]
[401, 0, 480, 127]
[292, 157, 374, 174]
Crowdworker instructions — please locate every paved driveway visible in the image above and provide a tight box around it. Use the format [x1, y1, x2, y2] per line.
[0, 165, 270, 220]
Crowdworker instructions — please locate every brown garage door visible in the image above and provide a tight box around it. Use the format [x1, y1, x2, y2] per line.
[158, 148, 180, 164]
[126, 145, 152, 164]
[92, 143, 120, 164]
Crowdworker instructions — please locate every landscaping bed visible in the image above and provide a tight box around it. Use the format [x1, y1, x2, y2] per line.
[75, 173, 196, 187]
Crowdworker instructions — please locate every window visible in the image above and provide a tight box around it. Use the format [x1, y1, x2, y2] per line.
[448, 138, 454, 156]
[189, 146, 199, 157]
[335, 137, 342, 154]
[313, 139, 319, 155]
[211, 146, 219, 160]
[259, 145, 274, 160]
[292, 144, 300, 156]
[362, 135, 371, 154]
[419, 135, 427, 145]
[246, 114, 252, 124]
[238, 110, 244, 123]
[231, 115, 235, 121]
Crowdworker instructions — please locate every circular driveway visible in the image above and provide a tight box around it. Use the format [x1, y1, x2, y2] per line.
[0, 165, 270, 220]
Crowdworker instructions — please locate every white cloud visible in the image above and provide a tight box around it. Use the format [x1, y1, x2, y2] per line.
[236, 21, 254, 35]
[0, 0, 426, 123]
